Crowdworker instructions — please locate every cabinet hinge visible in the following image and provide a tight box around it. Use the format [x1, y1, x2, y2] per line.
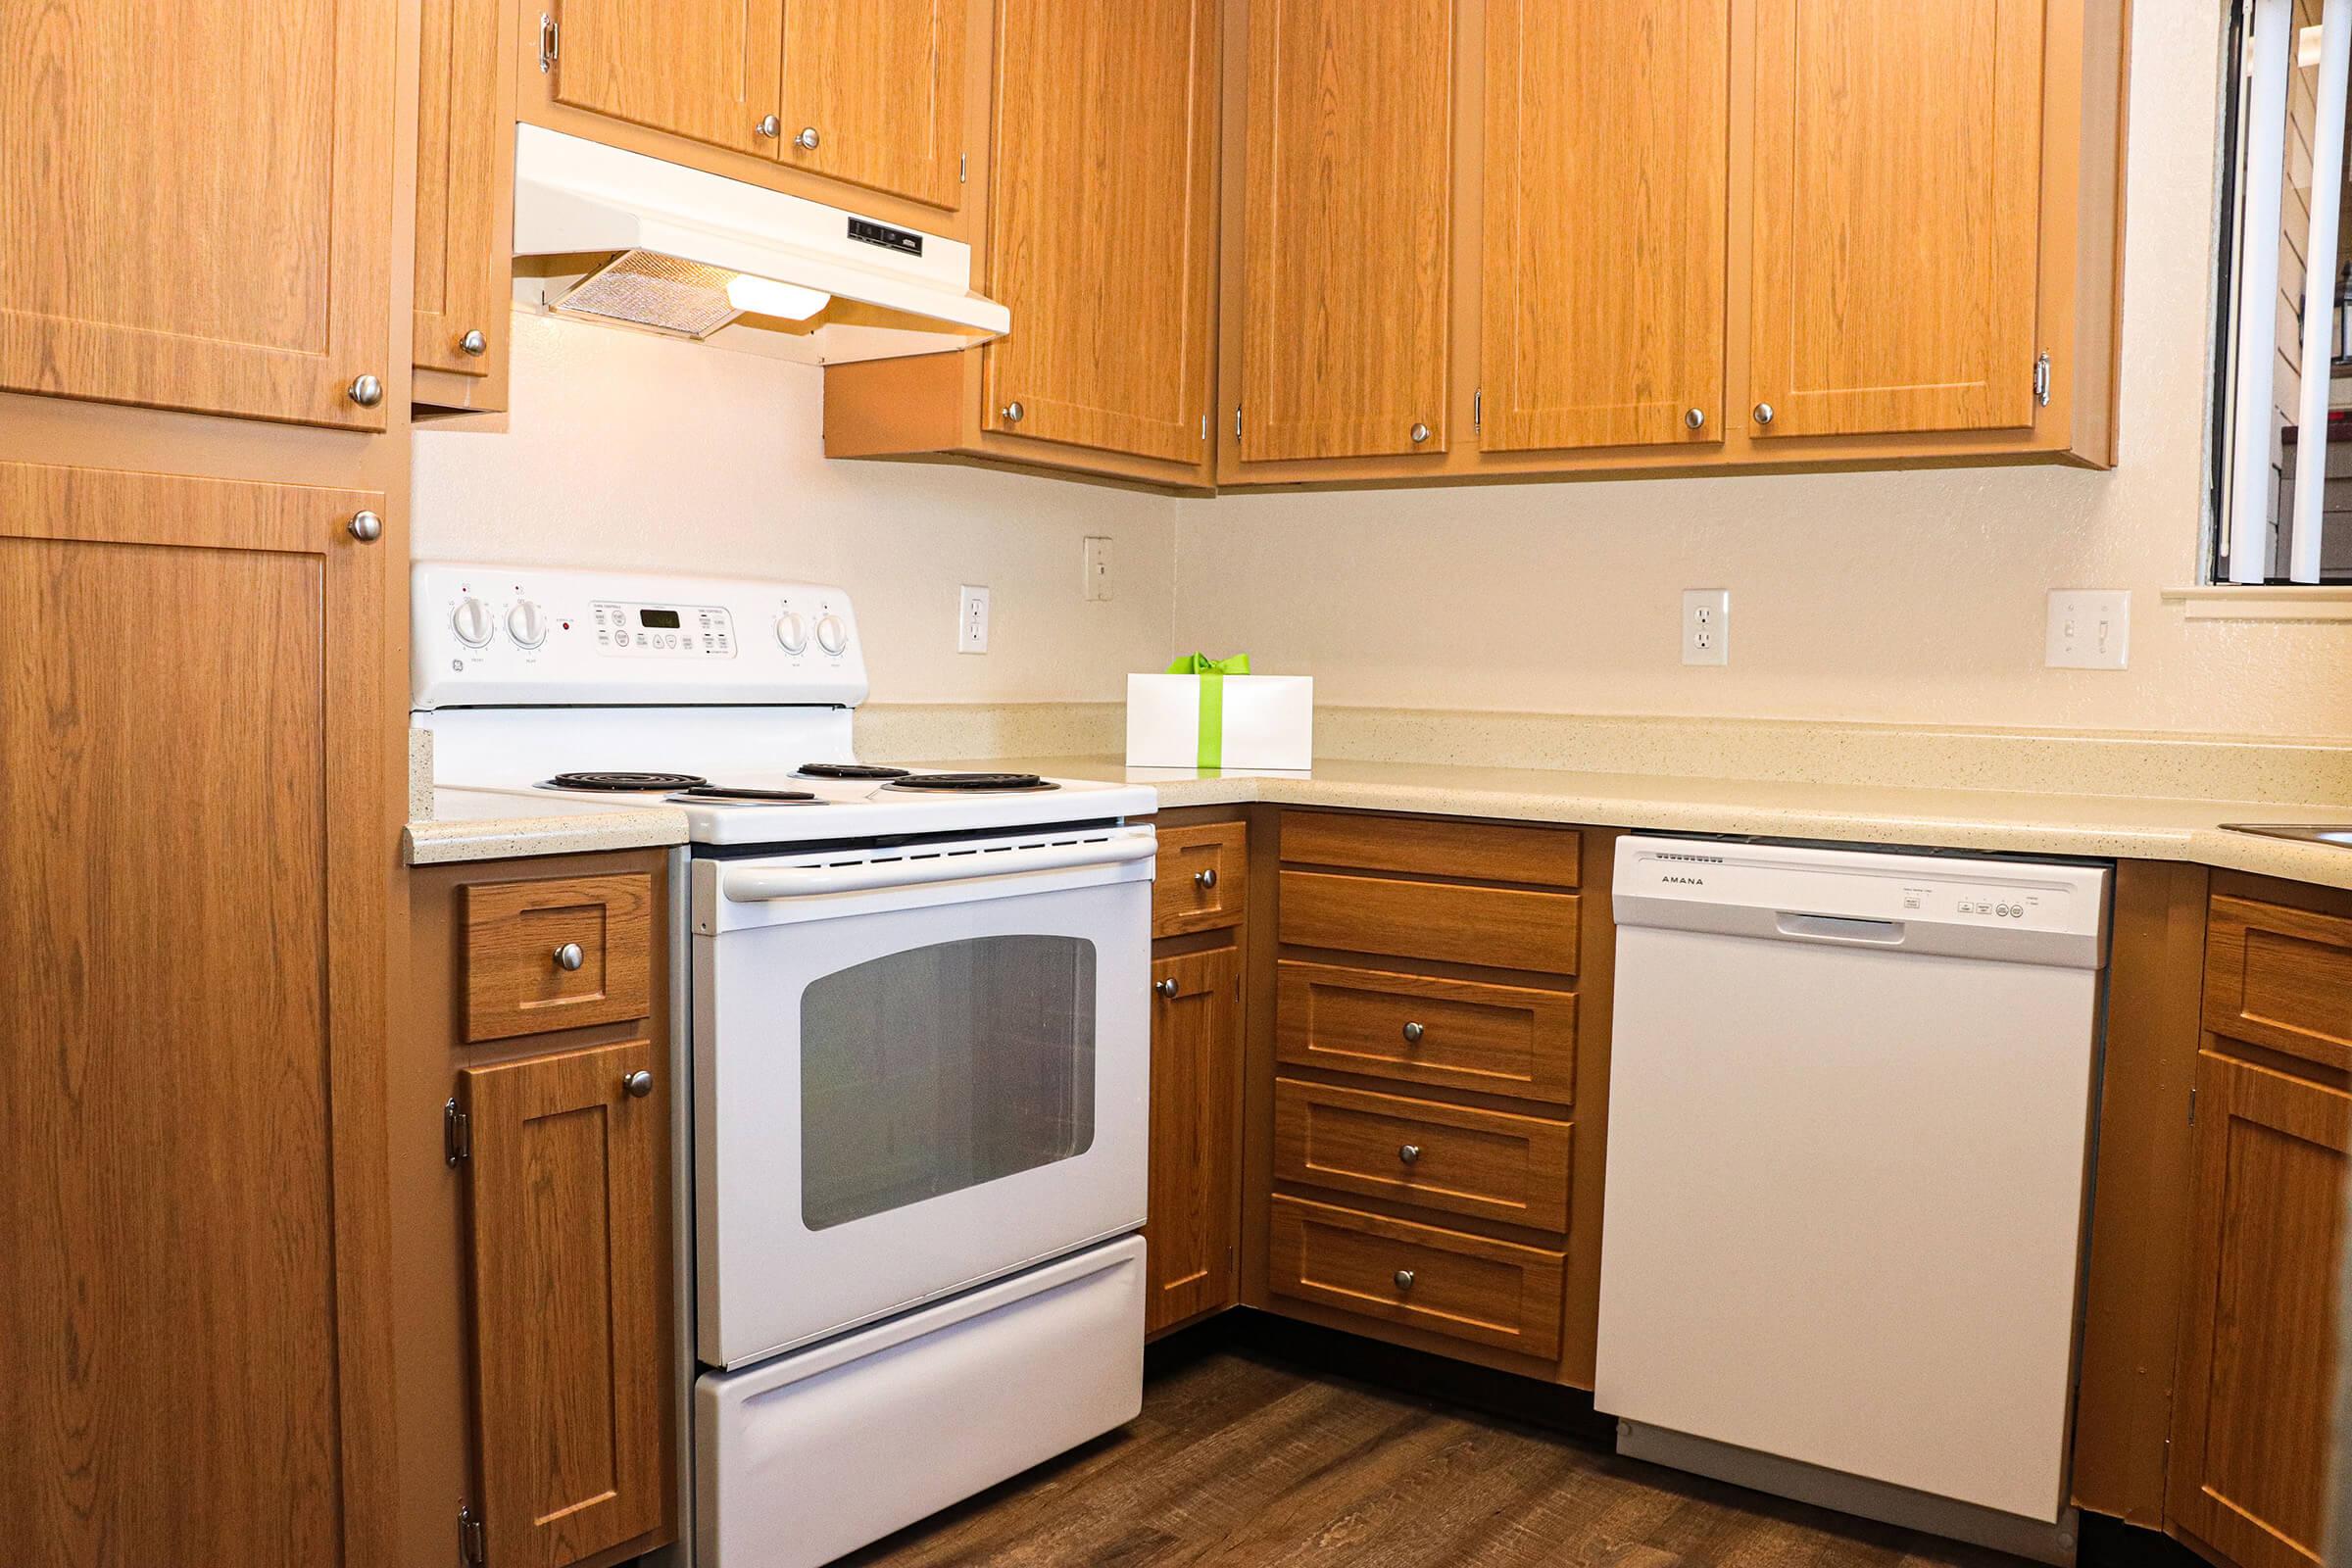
[1234, 406, 1242, 439]
[1473, 387, 1483, 432]
[459, 1502, 486, 1566]
[2188, 1087, 2197, 1127]
[958, 153, 967, 184]
[445, 1098, 472, 1165]
[2034, 351, 2051, 408]
[537, 14, 559, 73]
[1200, 413, 1209, 441]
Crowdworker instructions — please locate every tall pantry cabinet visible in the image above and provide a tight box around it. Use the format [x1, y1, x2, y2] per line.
[0, 0, 412, 1564]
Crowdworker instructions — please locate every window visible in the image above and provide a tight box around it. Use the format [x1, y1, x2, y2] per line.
[2213, 0, 2352, 584]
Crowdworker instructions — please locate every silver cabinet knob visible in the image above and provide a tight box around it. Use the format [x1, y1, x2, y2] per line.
[1393, 1269, 1416, 1292]
[1752, 402, 1776, 426]
[757, 114, 781, 138]
[1409, 421, 1431, 444]
[1154, 976, 1179, 998]
[1685, 408, 1706, 430]
[346, 510, 382, 543]
[1001, 401, 1025, 423]
[622, 1069, 655, 1100]
[458, 328, 487, 357]
[1401, 1021, 1425, 1045]
[347, 373, 383, 408]
[796, 125, 820, 151]
[554, 942, 585, 972]
[1194, 866, 1217, 890]
[1397, 1144, 1422, 1166]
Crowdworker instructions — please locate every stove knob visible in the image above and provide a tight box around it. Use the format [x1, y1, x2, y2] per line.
[774, 611, 808, 654]
[507, 599, 547, 650]
[815, 613, 849, 656]
[450, 596, 495, 649]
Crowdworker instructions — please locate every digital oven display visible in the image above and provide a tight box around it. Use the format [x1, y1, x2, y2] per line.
[638, 609, 682, 629]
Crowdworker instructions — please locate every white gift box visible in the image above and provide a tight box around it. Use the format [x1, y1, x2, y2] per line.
[1125, 672, 1313, 771]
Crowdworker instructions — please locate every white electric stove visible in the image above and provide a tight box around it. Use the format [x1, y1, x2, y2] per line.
[415, 563, 1158, 1568]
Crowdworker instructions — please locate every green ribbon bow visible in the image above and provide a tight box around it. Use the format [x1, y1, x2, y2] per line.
[1164, 653, 1251, 769]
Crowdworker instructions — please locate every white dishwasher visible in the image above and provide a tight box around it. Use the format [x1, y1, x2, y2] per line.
[1594, 836, 2110, 1566]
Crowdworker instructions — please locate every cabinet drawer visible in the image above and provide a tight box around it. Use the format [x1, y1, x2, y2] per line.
[1154, 821, 1249, 938]
[1267, 1195, 1565, 1360]
[1279, 871, 1580, 974]
[1278, 960, 1576, 1104]
[463, 872, 655, 1042]
[1274, 1078, 1571, 1232]
[2204, 895, 2352, 1074]
[1281, 812, 1580, 888]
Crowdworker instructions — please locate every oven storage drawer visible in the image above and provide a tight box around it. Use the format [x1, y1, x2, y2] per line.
[1276, 959, 1578, 1104]
[463, 871, 654, 1042]
[1153, 821, 1249, 938]
[1267, 1195, 1566, 1360]
[696, 1236, 1146, 1568]
[1274, 1077, 1573, 1232]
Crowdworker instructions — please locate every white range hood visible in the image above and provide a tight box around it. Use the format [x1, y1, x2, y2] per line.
[512, 124, 1008, 365]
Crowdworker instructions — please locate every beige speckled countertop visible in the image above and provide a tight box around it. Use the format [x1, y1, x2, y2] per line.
[405, 753, 2352, 893]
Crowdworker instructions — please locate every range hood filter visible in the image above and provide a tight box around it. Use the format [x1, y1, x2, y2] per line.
[553, 250, 744, 338]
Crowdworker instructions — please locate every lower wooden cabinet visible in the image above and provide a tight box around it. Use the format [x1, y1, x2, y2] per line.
[1147, 942, 1243, 1333]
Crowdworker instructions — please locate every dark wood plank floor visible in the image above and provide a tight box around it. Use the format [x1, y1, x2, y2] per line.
[838, 1344, 2023, 1568]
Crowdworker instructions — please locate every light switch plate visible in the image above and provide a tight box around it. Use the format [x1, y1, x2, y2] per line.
[1682, 589, 1730, 665]
[2045, 590, 2129, 669]
[957, 584, 991, 654]
[1082, 536, 1112, 602]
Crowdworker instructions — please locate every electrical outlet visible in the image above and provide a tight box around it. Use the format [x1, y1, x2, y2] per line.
[2045, 589, 2129, 669]
[1682, 589, 1730, 666]
[957, 584, 991, 654]
[1082, 536, 1113, 602]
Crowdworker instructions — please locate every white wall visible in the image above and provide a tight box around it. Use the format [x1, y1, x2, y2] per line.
[414, 311, 1177, 704]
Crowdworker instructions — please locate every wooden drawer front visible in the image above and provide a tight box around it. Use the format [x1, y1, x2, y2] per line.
[2204, 896, 2352, 1074]
[1282, 812, 1580, 888]
[1154, 821, 1249, 938]
[1274, 1079, 1572, 1233]
[1278, 960, 1576, 1104]
[464, 872, 654, 1042]
[1280, 870, 1580, 975]
[1268, 1195, 1566, 1360]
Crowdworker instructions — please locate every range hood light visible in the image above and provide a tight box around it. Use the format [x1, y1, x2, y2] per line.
[725, 273, 831, 320]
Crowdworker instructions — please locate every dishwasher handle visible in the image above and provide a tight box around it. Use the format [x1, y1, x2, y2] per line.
[1774, 910, 1907, 946]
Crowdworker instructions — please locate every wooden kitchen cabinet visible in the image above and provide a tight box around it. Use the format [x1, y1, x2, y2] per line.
[0, 464, 399, 1567]
[1480, 0, 1728, 452]
[544, 0, 785, 159]
[780, 0, 967, 211]
[1148, 944, 1244, 1333]
[0, 0, 397, 428]
[414, 0, 514, 413]
[823, 0, 1221, 487]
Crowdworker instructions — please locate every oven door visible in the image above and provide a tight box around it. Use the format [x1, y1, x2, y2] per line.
[690, 823, 1153, 1369]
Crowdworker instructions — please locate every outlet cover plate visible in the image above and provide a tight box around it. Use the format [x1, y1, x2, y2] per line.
[1682, 589, 1730, 666]
[957, 584, 991, 654]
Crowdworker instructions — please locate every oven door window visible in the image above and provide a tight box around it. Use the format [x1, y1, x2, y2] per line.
[800, 934, 1099, 1230]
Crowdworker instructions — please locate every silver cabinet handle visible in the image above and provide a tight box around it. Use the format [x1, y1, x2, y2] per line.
[622, 1069, 655, 1100]
[554, 942, 585, 972]
[796, 125, 820, 151]
[346, 510, 382, 543]
[1195, 866, 1218, 890]
[757, 114, 781, 138]
[1409, 421, 1431, 444]
[458, 328, 487, 357]
[347, 373, 383, 408]
[1393, 1269, 1416, 1291]
[1752, 402, 1776, 426]
[1685, 408, 1706, 430]
[1397, 1144, 1422, 1166]
[1154, 976, 1179, 998]
[1001, 400, 1025, 423]
[1401, 1021, 1425, 1045]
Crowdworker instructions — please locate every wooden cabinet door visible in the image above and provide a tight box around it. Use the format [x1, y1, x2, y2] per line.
[1237, 0, 1454, 462]
[462, 1040, 672, 1567]
[1482, 0, 1728, 452]
[549, 0, 786, 159]
[1147, 947, 1242, 1333]
[2168, 1054, 2347, 1568]
[780, 0, 966, 209]
[981, 0, 1218, 464]
[0, 464, 397, 1567]
[416, 0, 510, 396]
[0, 0, 396, 428]
[1747, 0, 2044, 437]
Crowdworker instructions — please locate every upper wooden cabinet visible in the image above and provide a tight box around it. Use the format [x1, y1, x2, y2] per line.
[1230, 0, 1456, 464]
[1481, 0, 1728, 452]
[1747, 0, 2045, 439]
[0, 0, 396, 429]
[416, 0, 514, 413]
[546, 0, 785, 159]
[782, 0, 966, 210]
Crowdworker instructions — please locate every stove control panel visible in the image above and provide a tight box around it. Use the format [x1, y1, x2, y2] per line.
[413, 563, 867, 710]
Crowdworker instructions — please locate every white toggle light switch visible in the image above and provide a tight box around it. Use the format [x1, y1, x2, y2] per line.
[2045, 590, 2130, 669]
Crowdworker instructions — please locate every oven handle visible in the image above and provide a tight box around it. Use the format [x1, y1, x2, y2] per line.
[719, 833, 1157, 902]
